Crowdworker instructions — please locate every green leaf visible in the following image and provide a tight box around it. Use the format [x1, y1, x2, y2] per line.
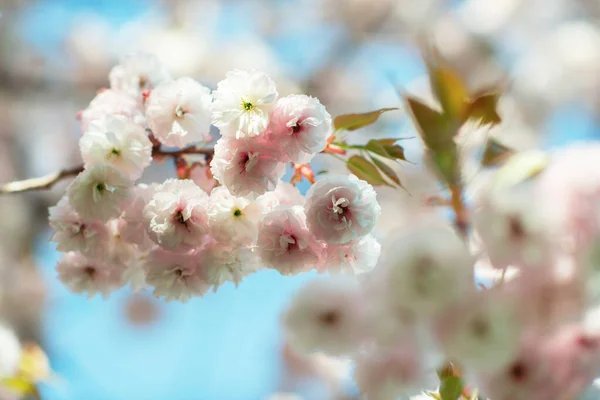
[334, 108, 399, 131]
[427, 147, 460, 186]
[365, 140, 407, 162]
[481, 138, 515, 166]
[376, 138, 399, 146]
[439, 375, 463, 400]
[369, 155, 402, 188]
[426, 57, 469, 120]
[466, 91, 502, 126]
[346, 155, 389, 186]
[404, 96, 455, 151]
[382, 144, 406, 161]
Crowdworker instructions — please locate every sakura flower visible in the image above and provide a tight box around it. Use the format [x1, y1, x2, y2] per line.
[202, 241, 260, 291]
[255, 180, 305, 212]
[67, 163, 132, 222]
[305, 175, 381, 244]
[211, 70, 278, 138]
[473, 183, 553, 270]
[109, 52, 171, 100]
[354, 340, 428, 400]
[143, 179, 210, 251]
[145, 77, 213, 148]
[207, 186, 262, 246]
[535, 142, 600, 251]
[119, 183, 156, 250]
[268, 94, 332, 163]
[49, 195, 109, 257]
[79, 89, 145, 132]
[434, 289, 523, 374]
[0, 324, 21, 378]
[210, 137, 286, 196]
[257, 206, 324, 275]
[322, 234, 381, 275]
[377, 219, 474, 317]
[143, 248, 209, 302]
[476, 337, 548, 400]
[283, 276, 366, 355]
[80, 115, 152, 180]
[56, 252, 124, 299]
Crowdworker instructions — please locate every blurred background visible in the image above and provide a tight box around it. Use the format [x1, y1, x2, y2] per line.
[1, 0, 600, 399]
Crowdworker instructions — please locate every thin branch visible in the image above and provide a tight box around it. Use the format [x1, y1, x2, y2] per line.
[0, 145, 215, 195]
[0, 166, 84, 194]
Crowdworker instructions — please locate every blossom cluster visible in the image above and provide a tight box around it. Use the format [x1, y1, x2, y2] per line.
[282, 144, 600, 400]
[48, 53, 382, 302]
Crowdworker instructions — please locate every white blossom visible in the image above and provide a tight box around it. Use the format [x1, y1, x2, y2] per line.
[283, 275, 366, 355]
[257, 206, 324, 275]
[207, 186, 262, 246]
[80, 115, 152, 180]
[143, 179, 209, 251]
[56, 252, 124, 299]
[305, 175, 381, 244]
[146, 77, 213, 148]
[268, 94, 332, 163]
[322, 234, 381, 275]
[67, 163, 132, 222]
[211, 70, 278, 138]
[109, 52, 171, 100]
[210, 137, 286, 197]
[49, 195, 109, 257]
[143, 248, 208, 302]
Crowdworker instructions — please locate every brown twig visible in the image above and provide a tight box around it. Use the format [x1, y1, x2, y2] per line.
[450, 184, 469, 238]
[0, 145, 215, 195]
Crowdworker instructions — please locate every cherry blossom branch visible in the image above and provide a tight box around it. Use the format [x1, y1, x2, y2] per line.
[0, 145, 215, 195]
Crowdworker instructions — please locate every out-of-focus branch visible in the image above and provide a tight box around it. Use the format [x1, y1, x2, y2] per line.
[0, 145, 215, 195]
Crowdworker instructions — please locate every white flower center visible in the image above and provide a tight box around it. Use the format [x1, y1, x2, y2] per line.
[279, 234, 296, 250]
[175, 105, 185, 118]
[245, 152, 260, 172]
[332, 196, 350, 214]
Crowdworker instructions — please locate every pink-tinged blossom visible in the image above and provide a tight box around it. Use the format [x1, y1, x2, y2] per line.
[67, 163, 132, 222]
[109, 52, 171, 100]
[267, 94, 332, 163]
[510, 261, 585, 334]
[119, 184, 156, 250]
[145, 77, 213, 148]
[49, 195, 110, 258]
[211, 70, 278, 138]
[322, 234, 381, 275]
[377, 220, 474, 317]
[207, 186, 262, 246]
[189, 164, 218, 194]
[257, 206, 324, 275]
[282, 276, 366, 355]
[210, 137, 286, 196]
[535, 143, 600, 251]
[143, 248, 209, 302]
[80, 115, 152, 180]
[255, 181, 305, 212]
[79, 89, 145, 132]
[433, 289, 523, 374]
[202, 241, 260, 291]
[473, 183, 552, 270]
[143, 179, 209, 252]
[354, 339, 429, 399]
[305, 175, 381, 244]
[56, 252, 124, 299]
